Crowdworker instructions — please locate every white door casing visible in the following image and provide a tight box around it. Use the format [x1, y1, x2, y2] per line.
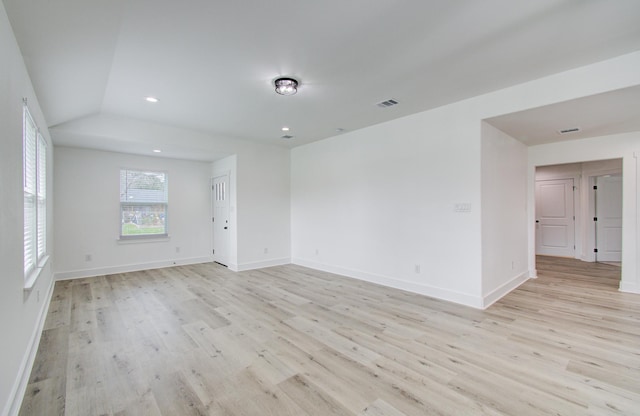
[535, 178, 576, 257]
[212, 174, 230, 266]
[595, 175, 623, 262]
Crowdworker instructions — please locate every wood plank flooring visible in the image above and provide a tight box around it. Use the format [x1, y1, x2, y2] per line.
[19, 256, 640, 415]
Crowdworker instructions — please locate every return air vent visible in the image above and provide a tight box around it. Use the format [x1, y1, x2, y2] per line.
[281, 135, 294, 139]
[557, 127, 580, 134]
[376, 99, 399, 108]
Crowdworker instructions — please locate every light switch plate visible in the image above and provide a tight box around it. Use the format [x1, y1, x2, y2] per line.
[454, 203, 471, 212]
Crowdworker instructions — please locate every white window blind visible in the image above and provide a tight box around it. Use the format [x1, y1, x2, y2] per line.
[119, 169, 168, 238]
[23, 105, 47, 278]
[37, 133, 47, 260]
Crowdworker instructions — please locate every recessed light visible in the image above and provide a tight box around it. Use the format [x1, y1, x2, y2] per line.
[145, 96, 159, 103]
[282, 127, 290, 131]
[153, 149, 162, 153]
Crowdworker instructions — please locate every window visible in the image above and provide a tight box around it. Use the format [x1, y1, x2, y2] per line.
[23, 104, 47, 280]
[119, 169, 168, 238]
[37, 132, 47, 259]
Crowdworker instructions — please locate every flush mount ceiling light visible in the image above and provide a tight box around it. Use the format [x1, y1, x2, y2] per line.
[274, 78, 298, 96]
[145, 96, 159, 103]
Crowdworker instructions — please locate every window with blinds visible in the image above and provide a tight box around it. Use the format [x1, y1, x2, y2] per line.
[119, 169, 168, 238]
[37, 133, 47, 259]
[23, 104, 47, 279]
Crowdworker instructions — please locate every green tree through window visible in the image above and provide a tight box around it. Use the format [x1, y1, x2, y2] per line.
[119, 169, 168, 238]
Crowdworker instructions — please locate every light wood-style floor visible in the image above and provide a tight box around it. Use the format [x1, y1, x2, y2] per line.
[20, 256, 640, 415]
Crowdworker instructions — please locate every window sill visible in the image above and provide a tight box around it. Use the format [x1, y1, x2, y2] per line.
[24, 254, 50, 291]
[117, 234, 170, 244]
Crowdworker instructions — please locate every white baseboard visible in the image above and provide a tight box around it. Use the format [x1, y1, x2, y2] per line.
[234, 257, 291, 272]
[619, 281, 640, 294]
[4, 278, 55, 416]
[482, 271, 530, 309]
[292, 257, 483, 309]
[54, 256, 213, 281]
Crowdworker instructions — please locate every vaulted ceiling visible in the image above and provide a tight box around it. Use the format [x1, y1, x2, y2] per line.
[4, 0, 640, 158]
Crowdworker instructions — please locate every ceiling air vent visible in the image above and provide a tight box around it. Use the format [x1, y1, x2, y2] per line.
[376, 99, 399, 108]
[281, 135, 294, 139]
[558, 127, 580, 135]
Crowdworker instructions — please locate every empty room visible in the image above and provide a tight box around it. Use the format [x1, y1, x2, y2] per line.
[2, 1, 640, 415]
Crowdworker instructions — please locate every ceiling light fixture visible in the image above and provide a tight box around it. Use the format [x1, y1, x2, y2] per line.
[153, 149, 162, 153]
[281, 127, 290, 131]
[145, 96, 159, 103]
[274, 78, 298, 96]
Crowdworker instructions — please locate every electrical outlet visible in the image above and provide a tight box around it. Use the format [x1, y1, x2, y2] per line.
[264, 248, 268, 254]
[176, 246, 181, 253]
[315, 248, 319, 255]
[85, 254, 92, 262]
[414, 264, 421, 274]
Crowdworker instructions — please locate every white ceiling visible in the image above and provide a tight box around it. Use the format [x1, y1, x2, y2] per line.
[486, 85, 640, 146]
[4, 0, 640, 158]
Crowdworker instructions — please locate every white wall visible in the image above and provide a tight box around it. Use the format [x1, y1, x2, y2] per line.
[236, 145, 291, 270]
[53, 115, 293, 273]
[528, 132, 640, 293]
[54, 147, 213, 278]
[291, 105, 484, 307]
[211, 147, 292, 272]
[291, 50, 640, 309]
[53, 142, 291, 277]
[481, 122, 528, 307]
[0, 4, 55, 415]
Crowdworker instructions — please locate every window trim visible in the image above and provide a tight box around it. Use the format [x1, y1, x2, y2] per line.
[23, 103, 48, 289]
[119, 168, 169, 240]
[36, 131, 47, 261]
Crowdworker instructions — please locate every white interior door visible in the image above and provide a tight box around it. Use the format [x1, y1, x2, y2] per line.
[535, 178, 575, 257]
[595, 175, 622, 262]
[212, 174, 230, 266]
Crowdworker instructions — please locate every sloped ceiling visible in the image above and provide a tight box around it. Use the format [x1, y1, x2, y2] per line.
[4, 0, 640, 159]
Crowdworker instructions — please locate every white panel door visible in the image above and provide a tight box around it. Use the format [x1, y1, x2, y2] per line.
[535, 179, 575, 257]
[595, 175, 622, 262]
[212, 174, 230, 266]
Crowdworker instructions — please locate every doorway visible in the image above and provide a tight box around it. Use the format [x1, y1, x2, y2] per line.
[212, 174, 230, 266]
[593, 174, 623, 263]
[534, 159, 623, 268]
[535, 178, 576, 257]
